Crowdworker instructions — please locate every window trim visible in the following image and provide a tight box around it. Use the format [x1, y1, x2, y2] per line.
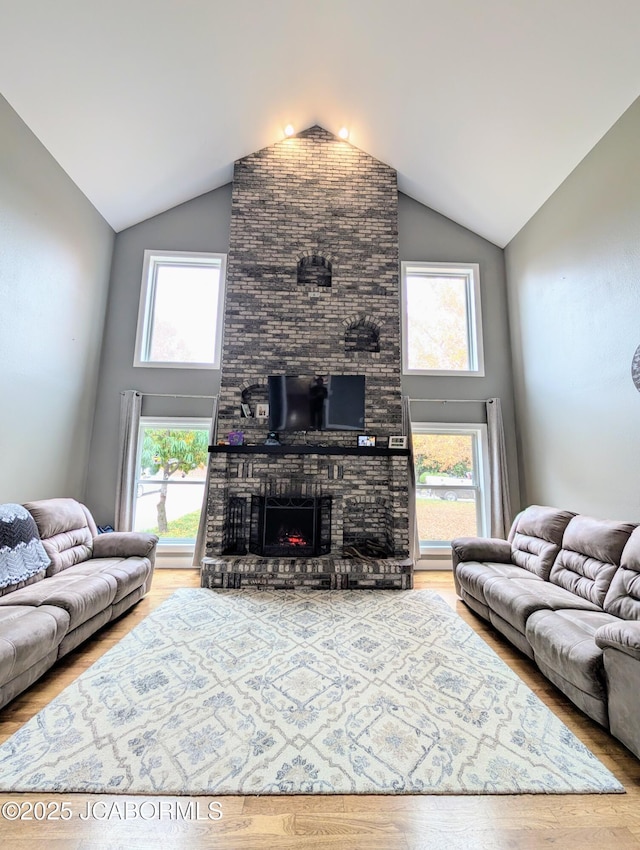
[134, 416, 211, 550]
[133, 250, 227, 369]
[412, 421, 491, 554]
[401, 261, 485, 376]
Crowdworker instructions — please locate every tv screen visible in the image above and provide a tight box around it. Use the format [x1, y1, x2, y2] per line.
[268, 375, 365, 432]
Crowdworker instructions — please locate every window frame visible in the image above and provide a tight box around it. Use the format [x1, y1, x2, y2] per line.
[133, 250, 227, 369]
[412, 421, 491, 554]
[401, 261, 485, 376]
[134, 416, 211, 551]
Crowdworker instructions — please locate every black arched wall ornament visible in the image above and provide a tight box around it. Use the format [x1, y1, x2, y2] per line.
[633, 344, 640, 392]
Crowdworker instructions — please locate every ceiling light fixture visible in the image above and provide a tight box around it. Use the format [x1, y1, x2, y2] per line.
[338, 127, 349, 140]
[284, 124, 295, 137]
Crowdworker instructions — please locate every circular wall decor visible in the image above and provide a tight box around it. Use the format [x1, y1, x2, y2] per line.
[632, 344, 640, 392]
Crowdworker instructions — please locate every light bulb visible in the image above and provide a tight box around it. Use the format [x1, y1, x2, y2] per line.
[284, 124, 295, 137]
[338, 127, 349, 140]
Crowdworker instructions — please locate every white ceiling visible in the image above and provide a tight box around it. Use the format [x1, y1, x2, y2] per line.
[1, 0, 640, 247]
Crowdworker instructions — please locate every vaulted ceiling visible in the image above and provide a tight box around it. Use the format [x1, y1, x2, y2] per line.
[1, 0, 640, 246]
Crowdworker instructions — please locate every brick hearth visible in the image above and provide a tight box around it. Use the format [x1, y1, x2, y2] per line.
[201, 556, 412, 590]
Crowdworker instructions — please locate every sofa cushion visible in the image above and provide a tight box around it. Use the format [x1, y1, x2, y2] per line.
[603, 526, 640, 619]
[508, 505, 576, 579]
[24, 499, 97, 575]
[455, 561, 543, 605]
[60, 557, 151, 604]
[0, 504, 50, 596]
[0, 573, 117, 630]
[525, 608, 620, 699]
[549, 515, 636, 606]
[0, 572, 47, 600]
[0, 605, 70, 687]
[483, 577, 601, 636]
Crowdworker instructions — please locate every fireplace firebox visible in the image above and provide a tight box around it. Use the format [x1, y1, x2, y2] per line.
[249, 495, 332, 557]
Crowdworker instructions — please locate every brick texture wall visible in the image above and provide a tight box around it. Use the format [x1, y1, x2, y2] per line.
[217, 125, 402, 444]
[205, 126, 411, 567]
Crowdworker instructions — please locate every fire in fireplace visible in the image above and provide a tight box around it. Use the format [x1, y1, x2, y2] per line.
[250, 495, 332, 557]
[277, 528, 310, 548]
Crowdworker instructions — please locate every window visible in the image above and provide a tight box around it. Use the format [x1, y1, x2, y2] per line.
[401, 262, 484, 375]
[134, 251, 226, 368]
[412, 423, 490, 552]
[133, 418, 210, 546]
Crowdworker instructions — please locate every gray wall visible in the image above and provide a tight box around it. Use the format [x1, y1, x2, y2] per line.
[399, 194, 520, 507]
[0, 95, 114, 504]
[85, 180, 517, 526]
[505, 96, 640, 521]
[85, 186, 232, 524]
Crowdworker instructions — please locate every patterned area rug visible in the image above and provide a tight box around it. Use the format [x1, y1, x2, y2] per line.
[0, 588, 623, 795]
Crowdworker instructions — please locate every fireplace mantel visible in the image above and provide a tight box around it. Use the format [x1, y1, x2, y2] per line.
[208, 445, 409, 457]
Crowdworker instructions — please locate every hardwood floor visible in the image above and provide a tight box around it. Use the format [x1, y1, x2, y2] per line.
[1, 569, 639, 849]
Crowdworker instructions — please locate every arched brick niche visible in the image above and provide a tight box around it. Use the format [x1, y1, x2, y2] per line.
[344, 316, 381, 353]
[297, 254, 332, 287]
[239, 379, 269, 414]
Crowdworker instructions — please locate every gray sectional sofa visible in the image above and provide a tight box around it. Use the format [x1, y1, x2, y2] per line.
[452, 505, 640, 759]
[0, 498, 157, 709]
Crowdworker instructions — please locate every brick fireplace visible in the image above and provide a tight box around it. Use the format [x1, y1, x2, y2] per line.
[201, 126, 413, 589]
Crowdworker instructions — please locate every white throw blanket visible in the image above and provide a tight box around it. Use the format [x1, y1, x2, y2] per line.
[0, 503, 50, 590]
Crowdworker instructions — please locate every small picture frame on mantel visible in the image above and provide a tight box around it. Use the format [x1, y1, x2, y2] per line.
[241, 403, 252, 418]
[255, 403, 270, 419]
[388, 435, 408, 449]
[357, 435, 376, 448]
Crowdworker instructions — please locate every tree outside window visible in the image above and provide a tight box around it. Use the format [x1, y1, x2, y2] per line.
[134, 419, 210, 542]
[401, 263, 484, 376]
[412, 425, 489, 550]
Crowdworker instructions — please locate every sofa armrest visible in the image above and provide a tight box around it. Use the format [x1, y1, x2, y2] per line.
[595, 620, 640, 661]
[450, 537, 512, 570]
[92, 532, 158, 561]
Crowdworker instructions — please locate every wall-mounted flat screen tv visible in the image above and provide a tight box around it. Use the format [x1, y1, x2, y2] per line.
[268, 375, 365, 432]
